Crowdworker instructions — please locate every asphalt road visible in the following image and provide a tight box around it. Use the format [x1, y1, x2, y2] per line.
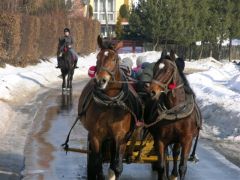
[1, 79, 240, 180]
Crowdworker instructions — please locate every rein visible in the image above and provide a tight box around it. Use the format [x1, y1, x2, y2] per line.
[109, 79, 151, 84]
[137, 94, 196, 128]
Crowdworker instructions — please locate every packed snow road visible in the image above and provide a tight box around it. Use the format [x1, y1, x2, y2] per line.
[14, 79, 239, 180]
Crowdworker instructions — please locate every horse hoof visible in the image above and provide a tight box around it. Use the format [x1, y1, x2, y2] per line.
[125, 155, 133, 164]
[188, 154, 199, 163]
[108, 168, 116, 180]
[169, 175, 177, 180]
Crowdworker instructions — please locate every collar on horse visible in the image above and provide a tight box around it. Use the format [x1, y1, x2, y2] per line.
[92, 72, 144, 126]
[92, 71, 129, 106]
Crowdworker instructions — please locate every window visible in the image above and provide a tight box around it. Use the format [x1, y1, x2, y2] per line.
[100, 14, 105, 21]
[94, 0, 98, 12]
[108, 13, 114, 21]
[100, 0, 104, 12]
[93, 13, 98, 19]
[108, 0, 113, 12]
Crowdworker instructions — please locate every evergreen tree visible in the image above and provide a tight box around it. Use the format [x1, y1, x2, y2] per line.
[116, 16, 123, 39]
[128, 3, 145, 40]
[128, 0, 240, 57]
[119, 4, 129, 19]
[227, 0, 240, 60]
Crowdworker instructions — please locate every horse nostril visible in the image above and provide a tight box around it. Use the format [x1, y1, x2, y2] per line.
[151, 91, 156, 97]
[99, 78, 107, 86]
[102, 79, 106, 84]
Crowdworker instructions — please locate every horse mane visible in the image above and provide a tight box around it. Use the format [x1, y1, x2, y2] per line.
[175, 58, 195, 96]
[101, 38, 115, 50]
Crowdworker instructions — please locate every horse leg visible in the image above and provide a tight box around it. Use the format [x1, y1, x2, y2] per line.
[179, 139, 193, 180]
[69, 70, 74, 89]
[87, 136, 104, 180]
[189, 129, 200, 162]
[170, 143, 181, 180]
[62, 74, 66, 89]
[109, 139, 126, 180]
[155, 140, 168, 180]
[67, 73, 70, 89]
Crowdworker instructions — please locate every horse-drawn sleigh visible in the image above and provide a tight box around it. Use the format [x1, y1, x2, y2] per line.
[62, 36, 201, 180]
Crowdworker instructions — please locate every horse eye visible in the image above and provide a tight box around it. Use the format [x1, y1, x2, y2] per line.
[145, 83, 150, 87]
[159, 63, 165, 69]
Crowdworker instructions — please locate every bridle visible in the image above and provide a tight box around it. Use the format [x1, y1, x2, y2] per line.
[151, 59, 183, 94]
[97, 49, 119, 81]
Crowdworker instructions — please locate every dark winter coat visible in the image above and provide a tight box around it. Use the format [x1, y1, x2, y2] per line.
[60, 35, 74, 47]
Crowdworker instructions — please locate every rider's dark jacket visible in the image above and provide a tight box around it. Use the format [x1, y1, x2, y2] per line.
[60, 35, 74, 47]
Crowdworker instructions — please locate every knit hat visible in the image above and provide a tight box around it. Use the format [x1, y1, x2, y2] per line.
[136, 56, 146, 67]
[88, 66, 96, 78]
[120, 57, 133, 69]
[120, 57, 133, 75]
[140, 62, 155, 82]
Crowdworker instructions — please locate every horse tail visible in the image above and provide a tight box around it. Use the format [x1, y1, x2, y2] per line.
[188, 128, 200, 163]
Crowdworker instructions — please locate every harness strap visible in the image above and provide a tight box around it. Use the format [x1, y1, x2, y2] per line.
[138, 94, 195, 128]
[61, 111, 85, 154]
[100, 66, 115, 80]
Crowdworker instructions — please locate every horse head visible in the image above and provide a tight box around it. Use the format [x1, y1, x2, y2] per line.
[95, 35, 123, 90]
[149, 56, 179, 100]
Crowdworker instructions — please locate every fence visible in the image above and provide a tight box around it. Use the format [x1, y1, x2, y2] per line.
[143, 42, 240, 61]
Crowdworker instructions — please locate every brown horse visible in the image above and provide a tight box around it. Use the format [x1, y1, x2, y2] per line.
[78, 36, 141, 180]
[145, 54, 201, 180]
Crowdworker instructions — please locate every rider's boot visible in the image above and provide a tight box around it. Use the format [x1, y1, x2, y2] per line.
[56, 58, 61, 68]
[74, 60, 79, 69]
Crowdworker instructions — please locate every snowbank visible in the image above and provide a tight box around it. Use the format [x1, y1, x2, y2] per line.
[0, 54, 98, 102]
[0, 53, 97, 136]
[0, 102, 15, 136]
[187, 59, 240, 142]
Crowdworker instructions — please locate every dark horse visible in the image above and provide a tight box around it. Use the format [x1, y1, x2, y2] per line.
[145, 53, 201, 180]
[57, 38, 77, 90]
[78, 36, 141, 179]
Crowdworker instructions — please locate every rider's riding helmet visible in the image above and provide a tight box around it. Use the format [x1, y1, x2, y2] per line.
[64, 28, 70, 33]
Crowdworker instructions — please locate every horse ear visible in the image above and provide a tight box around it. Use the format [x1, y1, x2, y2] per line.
[114, 41, 123, 51]
[170, 49, 176, 61]
[97, 35, 103, 49]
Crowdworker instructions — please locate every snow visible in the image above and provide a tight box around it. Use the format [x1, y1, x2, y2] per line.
[0, 51, 240, 143]
[187, 59, 240, 142]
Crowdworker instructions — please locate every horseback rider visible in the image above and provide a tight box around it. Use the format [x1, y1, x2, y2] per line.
[56, 28, 78, 68]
